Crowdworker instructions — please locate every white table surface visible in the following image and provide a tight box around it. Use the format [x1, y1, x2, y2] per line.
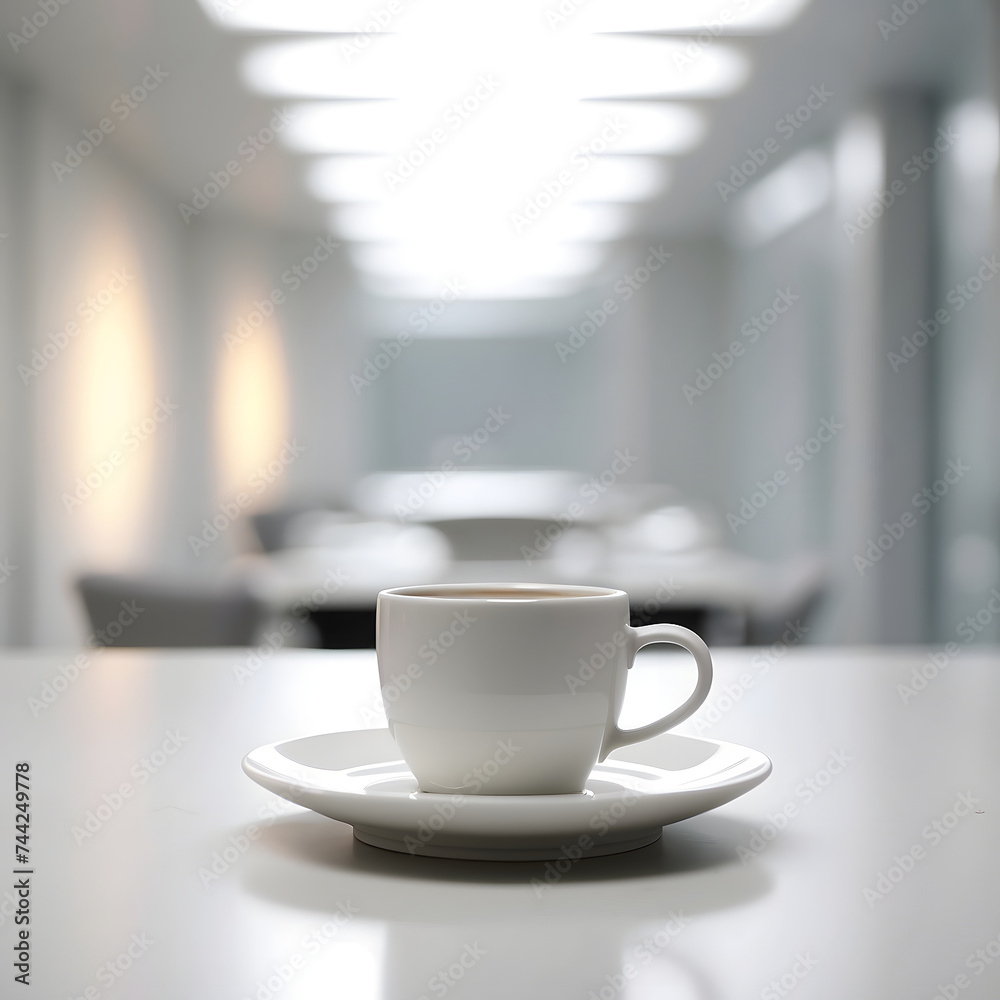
[1, 646, 997, 999]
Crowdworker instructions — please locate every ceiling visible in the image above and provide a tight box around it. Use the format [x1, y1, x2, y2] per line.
[0, 0, 989, 246]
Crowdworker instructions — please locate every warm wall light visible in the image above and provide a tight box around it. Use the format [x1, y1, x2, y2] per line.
[66, 228, 158, 567]
[213, 290, 291, 507]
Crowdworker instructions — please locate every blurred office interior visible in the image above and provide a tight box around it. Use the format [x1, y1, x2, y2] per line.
[0, 0, 997, 650]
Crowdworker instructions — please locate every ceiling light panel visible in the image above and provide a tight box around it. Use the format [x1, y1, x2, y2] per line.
[307, 154, 666, 205]
[361, 273, 585, 300]
[559, 0, 810, 34]
[283, 101, 705, 157]
[203, 0, 806, 35]
[242, 35, 749, 101]
[349, 240, 604, 277]
[331, 203, 633, 242]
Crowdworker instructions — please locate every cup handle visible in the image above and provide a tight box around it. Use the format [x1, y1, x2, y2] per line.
[598, 623, 713, 761]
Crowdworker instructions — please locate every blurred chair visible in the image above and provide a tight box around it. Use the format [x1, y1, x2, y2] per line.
[744, 553, 829, 646]
[249, 508, 305, 553]
[76, 573, 267, 647]
[250, 503, 350, 552]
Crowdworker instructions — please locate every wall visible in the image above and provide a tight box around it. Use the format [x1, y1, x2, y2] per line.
[0, 80, 18, 644]
[0, 77, 362, 646]
[176, 220, 362, 575]
[361, 239, 726, 496]
[934, 95, 1000, 644]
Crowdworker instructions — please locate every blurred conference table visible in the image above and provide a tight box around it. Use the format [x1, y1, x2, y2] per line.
[2, 645, 996, 998]
[239, 545, 824, 647]
[235, 474, 826, 647]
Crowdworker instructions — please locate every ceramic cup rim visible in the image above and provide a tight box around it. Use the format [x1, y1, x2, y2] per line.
[378, 582, 627, 604]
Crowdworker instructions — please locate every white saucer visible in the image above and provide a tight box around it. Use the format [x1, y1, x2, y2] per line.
[242, 729, 771, 861]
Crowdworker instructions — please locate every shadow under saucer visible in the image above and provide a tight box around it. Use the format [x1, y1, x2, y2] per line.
[239, 810, 775, 922]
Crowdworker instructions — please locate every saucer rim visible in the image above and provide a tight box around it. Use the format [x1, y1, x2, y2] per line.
[242, 727, 772, 840]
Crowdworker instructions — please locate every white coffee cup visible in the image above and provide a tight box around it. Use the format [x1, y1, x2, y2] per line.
[376, 583, 713, 795]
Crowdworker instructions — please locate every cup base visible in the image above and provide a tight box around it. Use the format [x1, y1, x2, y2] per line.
[392, 721, 605, 796]
[353, 825, 664, 861]
[415, 778, 587, 796]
